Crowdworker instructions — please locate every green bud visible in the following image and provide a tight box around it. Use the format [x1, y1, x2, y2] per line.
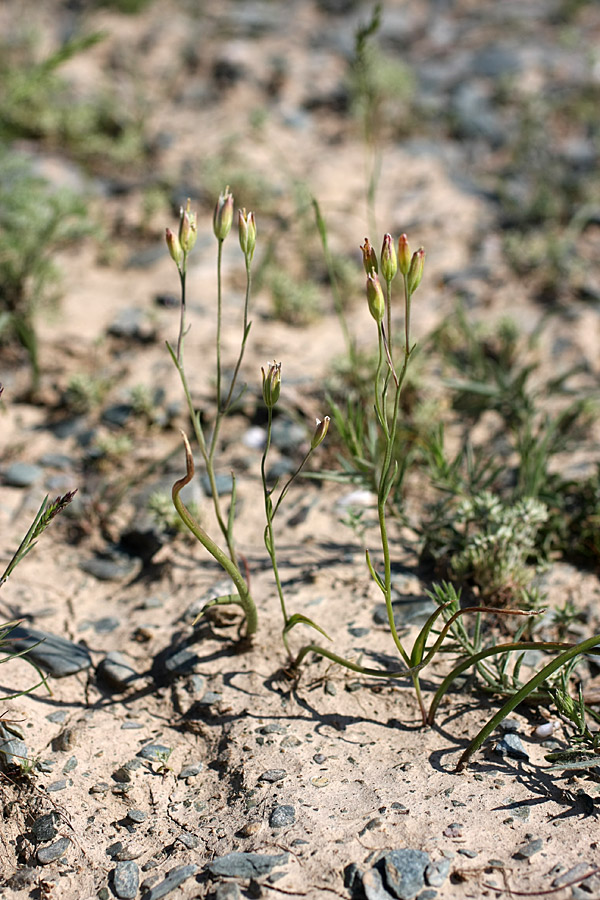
[407, 248, 425, 294]
[238, 208, 256, 261]
[261, 361, 281, 409]
[360, 238, 378, 275]
[165, 228, 183, 268]
[311, 416, 330, 450]
[398, 233, 411, 276]
[213, 186, 234, 241]
[366, 271, 385, 324]
[381, 233, 397, 282]
[178, 199, 198, 253]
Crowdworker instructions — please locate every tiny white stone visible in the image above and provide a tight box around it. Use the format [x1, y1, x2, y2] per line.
[535, 721, 557, 738]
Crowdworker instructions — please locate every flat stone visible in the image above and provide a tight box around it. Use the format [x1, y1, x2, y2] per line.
[163, 648, 201, 676]
[514, 839, 543, 860]
[179, 762, 203, 778]
[206, 852, 289, 879]
[126, 809, 147, 824]
[97, 652, 141, 691]
[269, 805, 296, 828]
[47, 779, 68, 792]
[259, 769, 286, 783]
[37, 837, 71, 865]
[3, 462, 43, 487]
[137, 744, 172, 762]
[494, 733, 529, 761]
[113, 861, 140, 899]
[144, 863, 199, 899]
[552, 863, 591, 888]
[3, 625, 91, 677]
[382, 849, 430, 900]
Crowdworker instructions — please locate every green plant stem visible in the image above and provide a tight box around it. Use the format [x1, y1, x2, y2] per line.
[216, 238, 223, 413]
[292, 642, 421, 680]
[261, 406, 289, 628]
[172, 432, 257, 637]
[455, 633, 600, 772]
[385, 276, 393, 359]
[220, 255, 252, 414]
[168, 260, 238, 566]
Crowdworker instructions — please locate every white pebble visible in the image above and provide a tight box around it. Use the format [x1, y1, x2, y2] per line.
[535, 721, 558, 738]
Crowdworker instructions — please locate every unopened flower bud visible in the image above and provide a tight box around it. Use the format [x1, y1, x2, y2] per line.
[407, 248, 425, 294]
[213, 186, 234, 241]
[238, 208, 256, 261]
[311, 416, 330, 450]
[398, 233, 411, 276]
[165, 228, 183, 267]
[178, 199, 198, 253]
[366, 271, 385, 324]
[360, 238, 378, 275]
[261, 361, 281, 409]
[381, 233, 397, 282]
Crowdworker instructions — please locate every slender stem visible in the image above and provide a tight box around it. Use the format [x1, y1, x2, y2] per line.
[261, 407, 289, 626]
[216, 239, 223, 413]
[221, 256, 252, 414]
[172, 432, 257, 637]
[176, 266, 186, 364]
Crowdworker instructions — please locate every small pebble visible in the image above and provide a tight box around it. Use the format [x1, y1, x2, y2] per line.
[177, 832, 199, 849]
[535, 721, 558, 738]
[31, 813, 59, 843]
[37, 837, 71, 865]
[62, 756, 78, 774]
[179, 762, 203, 778]
[259, 769, 286, 783]
[47, 779, 68, 792]
[494, 733, 529, 761]
[126, 809, 147, 824]
[98, 652, 140, 692]
[215, 883, 241, 900]
[514, 839, 543, 860]
[269, 805, 296, 828]
[113, 861, 140, 899]
[137, 744, 172, 762]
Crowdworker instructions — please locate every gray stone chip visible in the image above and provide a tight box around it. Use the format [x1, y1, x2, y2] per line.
[2, 626, 91, 677]
[113, 861, 140, 899]
[143, 863, 198, 899]
[37, 837, 72, 865]
[206, 852, 289, 879]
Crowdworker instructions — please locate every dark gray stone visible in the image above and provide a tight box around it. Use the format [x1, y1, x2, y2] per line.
[97, 652, 141, 691]
[2, 625, 91, 677]
[143, 864, 198, 899]
[382, 849, 430, 900]
[37, 837, 71, 865]
[31, 813, 59, 842]
[269, 805, 296, 828]
[494, 733, 529, 761]
[206, 852, 289, 879]
[179, 762, 203, 778]
[163, 648, 200, 676]
[373, 595, 436, 628]
[3, 462, 43, 487]
[137, 744, 172, 762]
[177, 832, 199, 849]
[496, 718, 520, 734]
[62, 756, 78, 773]
[258, 723, 286, 735]
[425, 857, 450, 887]
[47, 779, 68, 792]
[92, 616, 120, 634]
[552, 863, 591, 888]
[113, 860, 140, 899]
[259, 769, 286, 783]
[514, 839, 543, 860]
